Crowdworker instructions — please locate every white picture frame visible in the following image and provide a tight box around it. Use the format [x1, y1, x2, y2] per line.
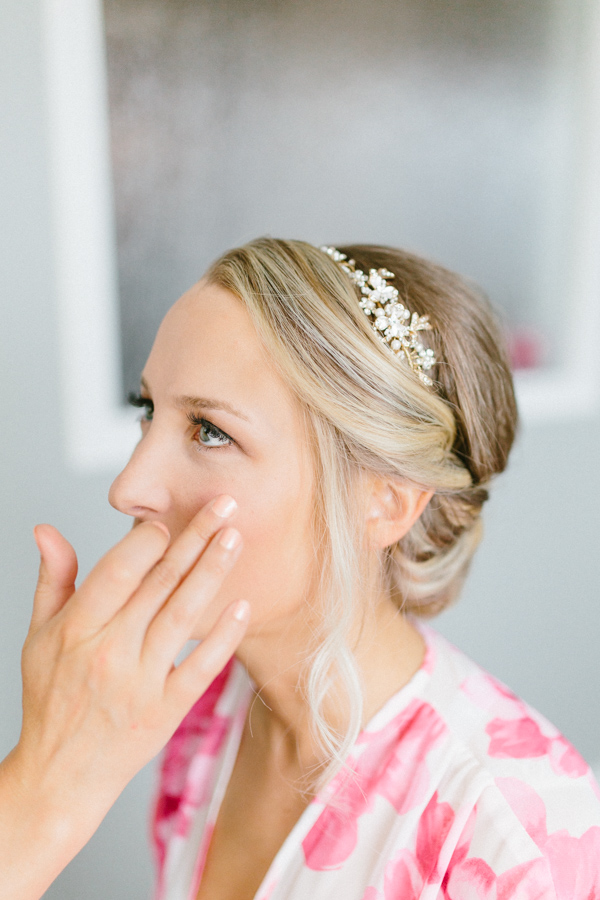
[42, 0, 600, 472]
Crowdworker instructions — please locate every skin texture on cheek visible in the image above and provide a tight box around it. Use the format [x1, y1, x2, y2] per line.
[110, 281, 319, 643]
[181, 454, 316, 643]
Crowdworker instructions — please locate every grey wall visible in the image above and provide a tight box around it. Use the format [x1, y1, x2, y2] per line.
[0, 1, 598, 898]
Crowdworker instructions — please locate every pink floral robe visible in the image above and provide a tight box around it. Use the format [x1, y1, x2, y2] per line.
[151, 625, 600, 899]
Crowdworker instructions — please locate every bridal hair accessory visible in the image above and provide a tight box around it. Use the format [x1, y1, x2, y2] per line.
[320, 246, 436, 387]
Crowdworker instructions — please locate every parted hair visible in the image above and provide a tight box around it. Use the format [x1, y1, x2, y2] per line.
[206, 237, 518, 792]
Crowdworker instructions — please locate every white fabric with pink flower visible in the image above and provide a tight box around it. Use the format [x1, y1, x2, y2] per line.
[151, 625, 600, 900]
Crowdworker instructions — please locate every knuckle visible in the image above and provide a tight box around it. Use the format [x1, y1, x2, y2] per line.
[162, 600, 192, 633]
[94, 640, 126, 680]
[211, 536, 240, 569]
[36, 568, 53, 590]
[21, 633, 38, 667]
[194, 642, 231, 680]
[188, 516, 213, 544]
[104, 559, 135, 585]
[209, 554, 231, 579]
[149, 557, 181, 593]
[193, 658, 214, 681]
[53, 614, 87, 650]
[196, 546, 230, 582]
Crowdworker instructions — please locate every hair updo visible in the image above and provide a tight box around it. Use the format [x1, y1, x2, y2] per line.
[206, 237, 518, 791]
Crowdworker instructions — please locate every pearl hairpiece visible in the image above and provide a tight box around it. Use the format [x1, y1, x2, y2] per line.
[320, 246, 437, 387]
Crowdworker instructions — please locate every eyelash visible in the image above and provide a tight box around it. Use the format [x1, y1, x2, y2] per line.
[127, 392, 234, 451]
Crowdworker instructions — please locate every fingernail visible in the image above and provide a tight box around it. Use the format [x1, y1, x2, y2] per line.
[212, 495, 237, 518]
[233, 599, 250, 622]
[150, 521, 170, 539]
[219, 527, 241, 550]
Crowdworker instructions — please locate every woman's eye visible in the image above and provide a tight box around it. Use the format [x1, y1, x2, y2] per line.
[127, 395, 232, 450]
[193, 417, 233, 450]
[128, 392, 154, 421]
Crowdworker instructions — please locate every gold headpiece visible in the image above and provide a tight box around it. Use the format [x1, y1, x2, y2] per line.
[320, 246, 436, 387]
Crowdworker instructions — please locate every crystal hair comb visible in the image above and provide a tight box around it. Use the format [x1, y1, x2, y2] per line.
[320, 246, 436, 387]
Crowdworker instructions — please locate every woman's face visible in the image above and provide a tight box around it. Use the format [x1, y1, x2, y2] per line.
[109, 280, 318, 639]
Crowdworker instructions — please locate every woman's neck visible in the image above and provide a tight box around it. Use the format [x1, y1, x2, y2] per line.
[234, 598, 426, 774]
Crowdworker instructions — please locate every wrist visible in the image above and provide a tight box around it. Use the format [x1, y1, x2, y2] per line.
[0, 748, 92, 899]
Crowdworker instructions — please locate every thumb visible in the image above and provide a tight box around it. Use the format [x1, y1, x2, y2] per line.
[30, 524, 78, 630]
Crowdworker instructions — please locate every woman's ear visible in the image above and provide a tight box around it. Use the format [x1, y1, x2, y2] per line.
[365, 476, 434, 550]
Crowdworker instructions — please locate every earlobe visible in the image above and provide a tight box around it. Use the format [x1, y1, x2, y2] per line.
[366, 478, 433, 549]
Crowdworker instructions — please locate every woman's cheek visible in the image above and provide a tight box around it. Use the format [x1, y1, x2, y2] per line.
[168, 489, 230, 541]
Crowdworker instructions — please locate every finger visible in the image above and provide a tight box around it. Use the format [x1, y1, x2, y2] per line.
[163, 599, 250, 716]
[120, 495, 238, 634]
[141, 526, 242, 671]
[30, 525, 78, 630]
[70, 521, 170, 629]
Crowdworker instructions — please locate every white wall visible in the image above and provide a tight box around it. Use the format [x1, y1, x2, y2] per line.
[0, 2, 155, 895]
[0, 1, 598, 897]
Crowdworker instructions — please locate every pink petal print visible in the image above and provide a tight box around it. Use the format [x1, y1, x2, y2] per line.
[301, 777, 370, 870]
[444, 843, 552, 900]
[548, 736, 589, 779]
[497, 777, 600, 897]
[361, 888, 382, 900]
[495, 777, 548, 847]
[444, 856, 496, 900]
[303, 700, 445, 870]
[544, 826, 600, 900]
[152, 663, 234, 866]
[256, 877, 278, 900]
[440, 793, 558, 900]
[497, 858, 552, 900]
[416, 792, 455, 881]
[383, 849, 423, 900]
[370, 795, 455, 898]
[159, 663, 233, 795]
[487, 712, 589, 779]
[444, 805, 477, 874]
[460, 672, 526, 720]
[444, 854, 551, 900]
[364, 701, 447, 816]
[486, 716, 550, 759]
[421, 632, 436, 674]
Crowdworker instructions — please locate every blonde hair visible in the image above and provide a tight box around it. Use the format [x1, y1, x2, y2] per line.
[206, 237, 518, 793]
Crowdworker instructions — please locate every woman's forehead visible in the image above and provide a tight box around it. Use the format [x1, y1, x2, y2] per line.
[142, 281, 300, 426]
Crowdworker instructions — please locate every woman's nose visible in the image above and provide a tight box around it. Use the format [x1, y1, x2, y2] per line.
[108, 437, 172, 519]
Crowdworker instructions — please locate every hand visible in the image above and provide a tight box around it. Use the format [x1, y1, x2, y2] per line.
[0, 496, 248, 900]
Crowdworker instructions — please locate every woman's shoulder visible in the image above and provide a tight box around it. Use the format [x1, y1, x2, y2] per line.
[324, 626, 600, 895]
[301, 629, 600, 895]
[418, 624, 597, 787]
[399, 625, 600, 892]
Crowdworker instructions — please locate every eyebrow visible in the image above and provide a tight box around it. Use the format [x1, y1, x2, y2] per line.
[140, 376, 251, 423]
